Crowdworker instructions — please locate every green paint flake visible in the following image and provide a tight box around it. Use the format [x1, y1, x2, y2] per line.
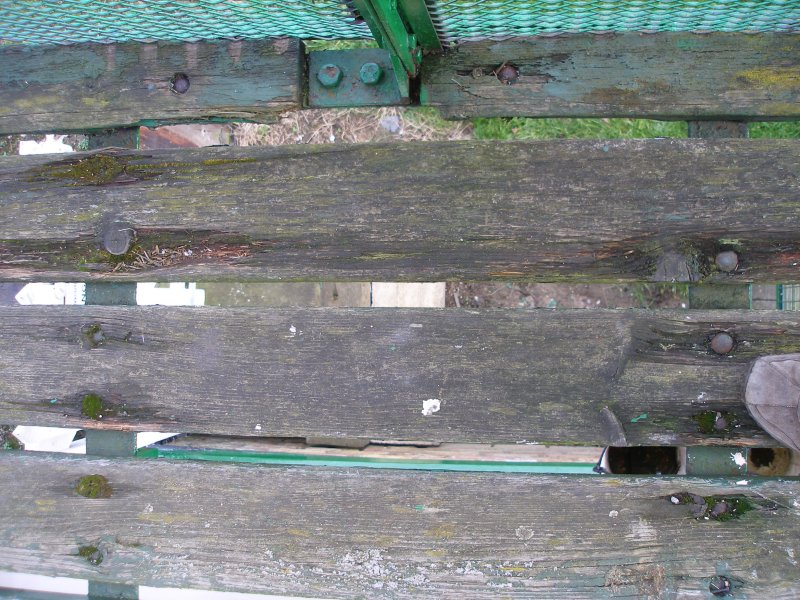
[81, 393, 104, 420]
[630, 413, 647, 423]
[415, 505, 425, 511]
[75, 474, 113, 499]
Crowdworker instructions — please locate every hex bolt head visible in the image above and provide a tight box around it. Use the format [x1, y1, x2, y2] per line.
[715, 250, 739, 272]
[710, 332, 735, 355]
[317, 64, 343, 88]
[103, 224, 135, 256]
[359, 62, 383, 85]
[170, 73, 190, 94]
[709, 575, 732, 596]
[496, 63, 519, 85]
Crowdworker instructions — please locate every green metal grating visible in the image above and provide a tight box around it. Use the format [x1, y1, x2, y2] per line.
[0, 0, 370, 45]
[427, 1, 800, 43]
[2, 0, 798, 46]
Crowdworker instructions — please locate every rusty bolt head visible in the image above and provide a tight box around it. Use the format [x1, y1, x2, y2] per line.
[170, 73, 190, 94]
[710, 332, 735, 355]
[709, 575, 732, 596]
[715, 250, 739, 272]
[317, 64, 343, 88]
[496, 63, 519, 85]
[359, 62, 383, 86]
[102, 224, 135, 256]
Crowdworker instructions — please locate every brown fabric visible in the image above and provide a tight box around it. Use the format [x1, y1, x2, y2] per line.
[745, 355, 800, 451]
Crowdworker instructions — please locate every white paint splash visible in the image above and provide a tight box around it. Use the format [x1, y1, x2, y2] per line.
[731, 452, 747, 467]
[254, 424, 262, 431]
[421, 399, 441, 416]
[608, 510, 619, 518]
[736, 480, 749, 486]
[696, 392, 707, 403]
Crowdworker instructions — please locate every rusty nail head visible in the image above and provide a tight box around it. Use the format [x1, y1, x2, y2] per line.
[170, 73, 190, 94]
[709, 575, 732, 596]
[103, 224, 135, 256]
[359, 62, 383, 85]
[715, 250, 739, 272]
[496, 63, 519, 85]
[710, 332, 734, 355]
[317, 64, 343, 88]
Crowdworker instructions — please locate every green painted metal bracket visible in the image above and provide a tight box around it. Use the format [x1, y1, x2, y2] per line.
[308, 49, 409, 108]
[397, 0, 442, 51]
[348, 0, 440, 97]
[350, 0, 421, 75]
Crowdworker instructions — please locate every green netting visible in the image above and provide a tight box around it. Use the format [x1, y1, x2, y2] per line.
[428, 1, 800, 42]
[1, 0, 797, 46]
[0, 0, 370, 45]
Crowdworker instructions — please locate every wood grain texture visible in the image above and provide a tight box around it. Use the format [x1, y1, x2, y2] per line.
[0, 39, 301, 135]
[1, 140, 800, 283]
[0, 452, 798, 598]
[1, 306, 798, 447]
[420, 33, 800, 119]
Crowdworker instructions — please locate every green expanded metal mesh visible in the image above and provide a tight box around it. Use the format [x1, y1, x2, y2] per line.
[1, 0, 798, 45]
[0, 1, 370, 45]
[428, 1, 800, 43]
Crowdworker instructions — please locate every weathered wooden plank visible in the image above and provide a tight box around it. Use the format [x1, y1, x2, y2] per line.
[420, 33, 800, 119]
[1, 306, 798, 447]
[0, 452, 798, 598]
[0, 39, 302, 135]
[2, 140, 800, 283]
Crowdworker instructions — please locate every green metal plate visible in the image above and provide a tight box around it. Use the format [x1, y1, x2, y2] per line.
[308, 48, 409, 107]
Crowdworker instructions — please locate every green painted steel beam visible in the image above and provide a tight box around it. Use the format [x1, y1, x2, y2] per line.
[686, 447, 749, 477]
[397, 0, 442, 50]
[137, 446, 597, 474]
[351, 0, 420, 75]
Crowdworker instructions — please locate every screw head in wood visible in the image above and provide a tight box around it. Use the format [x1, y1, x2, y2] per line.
[710, 332, 735, 355]
[496, 63, 519, 85]
[317, 64, 343, 88]
[359, 62, 383, 85]
[715, 250, 739, 272]
[170, 73, 190, 94]
[709, 575, 732, 596]
[102, 224, 135, 256]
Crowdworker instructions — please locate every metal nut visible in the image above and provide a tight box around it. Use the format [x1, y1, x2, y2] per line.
[359, 62, 383, 85]
[170, 73, 190, 94]
[710, 332, 735, 355]
[715, 250, 739, 272]
[102, 224, 135, 256]
[496, 63, 519, 85]
[317, 64, 343, 88]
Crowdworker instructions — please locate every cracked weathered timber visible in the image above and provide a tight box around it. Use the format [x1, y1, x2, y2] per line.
[1, 139, 800, 283]
[420, 33, 800, 120]
[0, 452, 798, 598]
[1, 306, 798, 446]
[0, 39, 302, 135]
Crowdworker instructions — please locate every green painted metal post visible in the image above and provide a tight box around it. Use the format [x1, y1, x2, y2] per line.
[87, 582, 138, 600]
